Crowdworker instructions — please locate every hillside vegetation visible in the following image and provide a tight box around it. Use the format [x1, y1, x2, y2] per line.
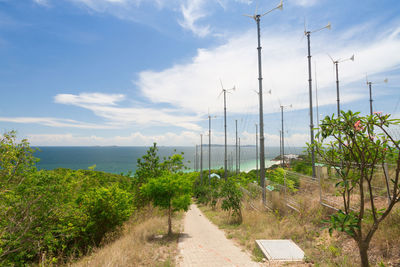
[0, 131, 193, 266]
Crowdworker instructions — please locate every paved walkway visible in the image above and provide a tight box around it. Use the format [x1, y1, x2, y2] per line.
[176, 204, 260, 267]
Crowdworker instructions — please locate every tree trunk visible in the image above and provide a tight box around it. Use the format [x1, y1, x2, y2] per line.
[168, 203, 172, 236]
[358, 241, 370, 267]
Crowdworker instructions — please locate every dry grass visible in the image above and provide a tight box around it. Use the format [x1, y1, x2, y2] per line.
[67, 207, 183, 267]
[199, 194, 400, 267]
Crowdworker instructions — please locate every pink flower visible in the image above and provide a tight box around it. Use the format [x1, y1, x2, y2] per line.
[354, 120, 363, 131]
[373, 111, 382, 115]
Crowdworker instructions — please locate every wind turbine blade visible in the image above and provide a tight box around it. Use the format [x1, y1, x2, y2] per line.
[327, 53, 334, 63]
[255, 0, 259, 16]
[219, 78, 224, 90]
[366, 73, 369, 84]
[243, 14, 254, 18]
[326, 22, 331, 30]
[218, 90, 224, 99]
[277, 0, 283, 10]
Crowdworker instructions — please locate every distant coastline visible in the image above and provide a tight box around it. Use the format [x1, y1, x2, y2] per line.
[34, 146, 305, 174]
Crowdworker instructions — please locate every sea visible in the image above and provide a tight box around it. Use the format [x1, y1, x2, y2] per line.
[34, 146, 306, 175]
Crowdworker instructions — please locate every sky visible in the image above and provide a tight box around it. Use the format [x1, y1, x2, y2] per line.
[0, 0, 399, 147]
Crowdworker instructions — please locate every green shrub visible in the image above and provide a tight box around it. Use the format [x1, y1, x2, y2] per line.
[220, 178, 243, 223]
[77, 185, 134, 245]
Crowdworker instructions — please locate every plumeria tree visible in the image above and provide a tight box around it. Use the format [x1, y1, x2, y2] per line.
[312, 110, 400, 267]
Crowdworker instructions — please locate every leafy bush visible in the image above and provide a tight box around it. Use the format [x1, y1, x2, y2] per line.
[266, 167, 299, 193]
[77, 185, 133, 245]
[220, 178, 243, 223]
[0, 132, 135, 265]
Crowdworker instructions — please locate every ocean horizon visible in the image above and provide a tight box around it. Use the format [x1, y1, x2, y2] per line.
[34, 145, 306, 174]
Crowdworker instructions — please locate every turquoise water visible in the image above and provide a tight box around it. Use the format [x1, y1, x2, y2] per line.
[34, 146, 305, 174]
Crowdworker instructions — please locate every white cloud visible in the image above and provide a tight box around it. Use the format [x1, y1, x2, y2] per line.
[135, 24, 400, 119]
[27, 130, 201, 146]
[64, 0, 213, 37]
[55, 92, 125, 106]
[289, 0, 318, 7]
[178, 0, 211, 37]
[33, 0, 50, 6]
[53, 92, 202, 130]
[0, 117, 116, 129]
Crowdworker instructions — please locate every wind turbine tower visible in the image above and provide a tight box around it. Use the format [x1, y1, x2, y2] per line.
[219, 80, 235, 180]
[244, 0, 283, 204]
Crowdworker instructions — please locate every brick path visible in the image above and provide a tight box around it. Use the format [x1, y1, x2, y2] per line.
[176, 204, 260, 267]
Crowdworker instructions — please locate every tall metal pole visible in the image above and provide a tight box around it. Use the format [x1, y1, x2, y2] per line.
[280, 130, 283, 166]
[315, 61, 320, 142]
[306, 32, 316, 178]
[200, 134, 203, 183]
[224, 90, 228, 180]
[335, 62, 340, 118]
[208, 115, 211, 184]
[334, 61, 342, 152]
[368, 82, 373, 116]
[235, 119, 238, 174]
[239, 137, 241, 173]
[255, 124, 259, 183]
[194, 145, 197, 171]
[281, 106, 285, 168]
[256, 16, 266, 204]
[196, 145, 199, 172]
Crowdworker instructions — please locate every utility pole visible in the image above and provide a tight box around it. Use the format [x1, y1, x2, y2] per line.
[200, 134, 203, 183]
[304, 22, 331, 178]
[245, 0, 283, 204]
[235, 119, 238, 174]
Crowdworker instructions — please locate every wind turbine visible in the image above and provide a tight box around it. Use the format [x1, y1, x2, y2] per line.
[218, 79, 235, 180]
[366, 75, 388, 116]
[245, 0, 283, 205]
[328, 54, 354, 118]
[304, 21, 331, 178]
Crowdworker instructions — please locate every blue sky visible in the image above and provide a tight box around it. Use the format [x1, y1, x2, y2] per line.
[0, 0, 399, 147]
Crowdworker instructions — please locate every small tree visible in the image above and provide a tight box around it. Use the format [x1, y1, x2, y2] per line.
[312, 110, 400, 267]
[141, 172, 192, 235]
[133, 143, 163, 208]
[220, 178, 243, 223]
